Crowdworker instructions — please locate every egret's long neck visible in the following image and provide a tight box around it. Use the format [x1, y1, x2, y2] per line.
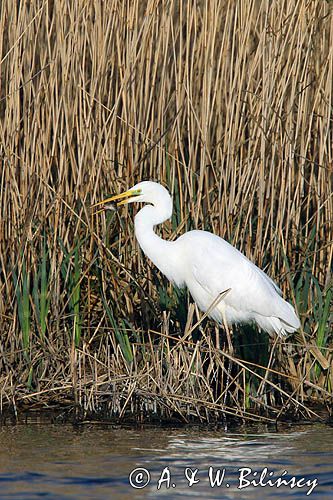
[134, 204, 184, 287]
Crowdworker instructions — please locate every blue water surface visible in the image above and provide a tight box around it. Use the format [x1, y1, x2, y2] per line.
[0, 421, 332, 499]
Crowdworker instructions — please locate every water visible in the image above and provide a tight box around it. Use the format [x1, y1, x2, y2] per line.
[0, 420, 332, 499]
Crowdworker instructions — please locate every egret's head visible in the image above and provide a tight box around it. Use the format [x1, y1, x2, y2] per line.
[92, 181, 171, 213]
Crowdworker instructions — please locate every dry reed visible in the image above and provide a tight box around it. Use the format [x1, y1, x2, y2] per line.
[0, 0, 332, 424]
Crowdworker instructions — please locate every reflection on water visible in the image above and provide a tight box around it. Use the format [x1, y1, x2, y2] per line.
[0, 420, 332, 499]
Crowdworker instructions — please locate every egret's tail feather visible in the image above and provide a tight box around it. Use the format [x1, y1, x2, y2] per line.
[255, 311, 300, 338]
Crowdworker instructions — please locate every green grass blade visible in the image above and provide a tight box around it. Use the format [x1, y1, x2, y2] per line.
[21, 261, 30, 352]
[102, 295, 133, 363]
[39, 235, 49, 338]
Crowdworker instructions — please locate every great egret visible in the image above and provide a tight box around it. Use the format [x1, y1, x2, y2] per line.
[93, 181, 300, 337]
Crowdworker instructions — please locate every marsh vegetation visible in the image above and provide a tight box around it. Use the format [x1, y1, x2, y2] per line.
[0, 0, 332, 423]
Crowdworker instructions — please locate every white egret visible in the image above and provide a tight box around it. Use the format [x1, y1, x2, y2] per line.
[94, 181, 300, 337]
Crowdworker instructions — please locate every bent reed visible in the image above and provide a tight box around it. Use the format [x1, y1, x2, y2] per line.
[0, 0, 332, 424]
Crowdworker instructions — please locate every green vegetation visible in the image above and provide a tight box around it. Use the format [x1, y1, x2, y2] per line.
[0, 0, 332, 423]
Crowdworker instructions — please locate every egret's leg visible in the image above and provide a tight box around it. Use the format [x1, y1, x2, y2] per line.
[222, 309, 233, 355]
[221, 309, 234, 430]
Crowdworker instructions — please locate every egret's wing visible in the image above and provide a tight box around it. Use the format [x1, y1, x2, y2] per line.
[188, 232, 287, 320]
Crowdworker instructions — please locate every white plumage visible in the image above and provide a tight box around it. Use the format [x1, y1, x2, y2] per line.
[95, 181, 300, 337]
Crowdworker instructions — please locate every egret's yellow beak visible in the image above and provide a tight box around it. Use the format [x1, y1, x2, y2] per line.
[91, 188, 142, 214]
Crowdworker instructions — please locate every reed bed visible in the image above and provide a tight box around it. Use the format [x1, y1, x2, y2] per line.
[0, 0, 332, 424]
